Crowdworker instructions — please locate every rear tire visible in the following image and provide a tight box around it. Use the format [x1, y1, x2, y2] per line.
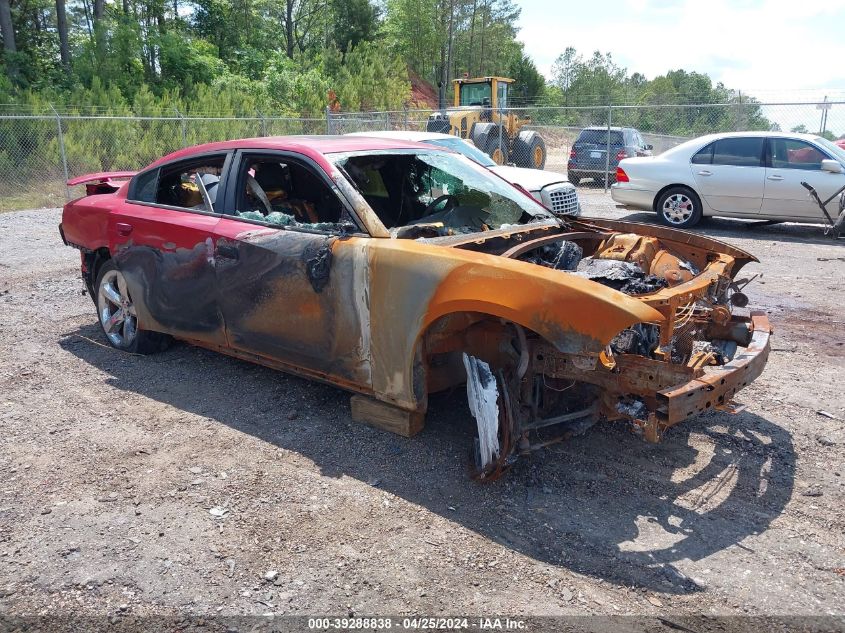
[568, 174, 580, 186]
[95, 260, 170, 355]
[656, 186, 703, 229]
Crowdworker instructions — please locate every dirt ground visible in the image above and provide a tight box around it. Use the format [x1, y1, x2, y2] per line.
[1, 191, 844, 631]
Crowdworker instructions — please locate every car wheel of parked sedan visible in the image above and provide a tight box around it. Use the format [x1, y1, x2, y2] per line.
[657, 186, 703, 228]
[568, 174, 580, 186]
[96, 260, 170, 354]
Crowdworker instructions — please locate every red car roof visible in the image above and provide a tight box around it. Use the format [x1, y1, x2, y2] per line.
[148, 135, 434, 173]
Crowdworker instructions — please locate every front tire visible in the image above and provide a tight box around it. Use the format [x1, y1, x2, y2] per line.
[656, 186, 703, 228]
[95, 260, 170, 354]
[486, 134, 509, 165]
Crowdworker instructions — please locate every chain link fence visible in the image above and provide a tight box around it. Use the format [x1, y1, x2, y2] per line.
[2, 101, 842, 211]
[329, 101, 845, 186]
[0, 114, 327, 211]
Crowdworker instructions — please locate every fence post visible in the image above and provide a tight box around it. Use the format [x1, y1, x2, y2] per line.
[403, 105, 409, 131]
[51, 105, 70, 201]
[326, 106, 332, 135]
[604, 104, 612, 193]
[258, 110, 267, 137]
[174, 108, 187, 147]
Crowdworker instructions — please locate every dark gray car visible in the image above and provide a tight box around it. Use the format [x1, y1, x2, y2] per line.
[567, 126, 653, 186]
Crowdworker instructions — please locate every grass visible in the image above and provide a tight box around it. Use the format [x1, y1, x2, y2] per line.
[0, 182, 69, 213]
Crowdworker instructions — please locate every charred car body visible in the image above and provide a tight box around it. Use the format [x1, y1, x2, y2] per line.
[60, 136, 772, 478]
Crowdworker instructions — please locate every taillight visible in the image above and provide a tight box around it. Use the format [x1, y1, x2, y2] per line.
[569, 148, 576, 159]
[616, 149, 627, 161]
[616, 167, 629, 183]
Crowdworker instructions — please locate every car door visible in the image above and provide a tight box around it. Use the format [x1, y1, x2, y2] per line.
[763, 137, 845, 219]
[111, 152, 231, 345]
[212, 150, 373, 388]
[690, 137, 765, 214]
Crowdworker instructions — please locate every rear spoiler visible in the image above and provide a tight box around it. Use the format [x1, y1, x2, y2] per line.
[67, 171, 136, 195]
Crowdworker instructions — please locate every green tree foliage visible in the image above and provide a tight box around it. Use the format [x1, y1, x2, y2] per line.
[0, 0, 406, 115]
[507, 50, 544, 106]
[546, 47, 773, 135]
[0, 0, 777, 131]
[383, 0, 527, 103]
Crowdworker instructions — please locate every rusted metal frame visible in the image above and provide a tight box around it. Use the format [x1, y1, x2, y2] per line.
[655, 313, 772, 425]
[633, 257, 732, 356]
[569, 217, 758, 267]
[532, 341, 699, 397]
[520, 405, 596, 431]
[499, 231, 610, 259]
[640, 256, 732, 306]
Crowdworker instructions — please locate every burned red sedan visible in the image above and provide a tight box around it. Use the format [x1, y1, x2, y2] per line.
[60, 136, 772, 478]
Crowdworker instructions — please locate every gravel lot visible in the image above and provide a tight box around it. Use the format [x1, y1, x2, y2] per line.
[1, 190, 843, 631]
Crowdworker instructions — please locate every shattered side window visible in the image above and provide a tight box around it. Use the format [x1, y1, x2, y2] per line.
[332, 150, 552, 233]
[232, 155, 351, 233]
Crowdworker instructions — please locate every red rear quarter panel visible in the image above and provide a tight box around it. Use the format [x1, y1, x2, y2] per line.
[61, 183, 128, 250]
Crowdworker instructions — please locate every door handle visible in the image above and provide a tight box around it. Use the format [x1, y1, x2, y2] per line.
[697, 170, 712, 176]
[116, 222, 133, 236]
[767, 175, 784, 181]
[216, 243, 239, 260]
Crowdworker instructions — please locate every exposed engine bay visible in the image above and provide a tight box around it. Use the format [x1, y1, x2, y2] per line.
[420, 218, 772, 479]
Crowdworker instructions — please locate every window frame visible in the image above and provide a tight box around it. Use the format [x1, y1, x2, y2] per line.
[220, 149, 368, 237]
[125, 151, 234, 217]
[765, 136, 832, 171]
[497, 82, 508, 111]
[459, 82, 492, 107]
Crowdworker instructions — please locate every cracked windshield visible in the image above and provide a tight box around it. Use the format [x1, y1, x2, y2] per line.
[333, 150, 552, 234]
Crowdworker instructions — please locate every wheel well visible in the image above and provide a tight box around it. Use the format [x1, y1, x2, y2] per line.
[84, 247, 111, 296]
[421, 312, 533, 395]
[652, 184, 700, 212]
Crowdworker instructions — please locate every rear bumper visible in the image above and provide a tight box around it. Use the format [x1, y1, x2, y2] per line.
[610, 184, 655, 210]
[568, 167, 616, 177]
[656, 313, 773, 425]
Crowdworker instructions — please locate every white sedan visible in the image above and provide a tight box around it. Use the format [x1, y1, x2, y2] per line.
[347, 130, 580, 217]
[611, 131, 845, 228]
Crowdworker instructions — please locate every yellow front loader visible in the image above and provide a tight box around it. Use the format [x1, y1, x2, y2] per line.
[426, 76, 547, 169]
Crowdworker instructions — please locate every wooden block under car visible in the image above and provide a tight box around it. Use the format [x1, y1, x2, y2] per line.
[350, 395, 425, 437]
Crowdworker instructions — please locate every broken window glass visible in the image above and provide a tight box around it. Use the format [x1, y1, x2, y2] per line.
[331, 150, 553, 233]
[232, 155, 348, 232]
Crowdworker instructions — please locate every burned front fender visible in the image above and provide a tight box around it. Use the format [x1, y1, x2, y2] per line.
[424, 258, 665, 354]
[366, 238, 665, 411]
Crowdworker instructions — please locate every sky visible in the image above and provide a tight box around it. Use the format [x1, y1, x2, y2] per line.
[517, 0, 845, 102]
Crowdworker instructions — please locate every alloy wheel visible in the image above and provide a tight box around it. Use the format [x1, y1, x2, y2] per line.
[662, 193, 695, 225]
[98, 269, 137, 347]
